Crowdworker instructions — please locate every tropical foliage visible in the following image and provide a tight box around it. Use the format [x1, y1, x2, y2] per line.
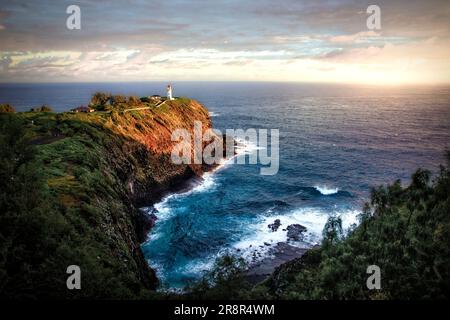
[187, 153, 450, 299]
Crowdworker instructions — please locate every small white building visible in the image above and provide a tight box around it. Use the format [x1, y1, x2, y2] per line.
[167, 84, 174, 100]
[150, 95, 162, 102]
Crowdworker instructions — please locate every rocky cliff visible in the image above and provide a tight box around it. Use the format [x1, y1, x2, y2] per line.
[0, 98, 216, 299]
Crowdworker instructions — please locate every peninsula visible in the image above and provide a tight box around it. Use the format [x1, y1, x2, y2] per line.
[0, 94, 219, 298]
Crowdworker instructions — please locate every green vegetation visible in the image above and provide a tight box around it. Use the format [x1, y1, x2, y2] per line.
[89, 92, 159, 112]
[0, 104, 15, 113]
[140, 97, 151, 103]
[185, 153, 450, 300]
[0, 113, 156, 299]
[0, 96, 211, 299]
[90, 92, 111, 109]
[186, 255, 251, 299]
[1, 94, 447, 299]
[30, 105, 53, 112]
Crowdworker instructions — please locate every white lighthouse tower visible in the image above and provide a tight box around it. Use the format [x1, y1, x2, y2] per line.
[167, 84, 174, 100]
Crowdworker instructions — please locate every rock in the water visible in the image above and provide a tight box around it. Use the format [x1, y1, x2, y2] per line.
[286, 224, 307, 241]
[149, 206, 159, 215]
[268, 219, 281, 232]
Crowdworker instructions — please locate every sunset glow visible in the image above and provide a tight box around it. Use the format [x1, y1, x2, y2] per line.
[0, 0, 449, 84]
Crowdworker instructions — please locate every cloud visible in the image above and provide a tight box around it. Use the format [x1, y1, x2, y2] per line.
[0, 9, 7, 30]
[329, 31, 380, 43]
[314, 37, 450, 63]
[0, 1, 448, 83]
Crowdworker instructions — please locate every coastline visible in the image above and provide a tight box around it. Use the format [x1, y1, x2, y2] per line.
[143, 136, 316, 289]
[0, 97, 221, 297]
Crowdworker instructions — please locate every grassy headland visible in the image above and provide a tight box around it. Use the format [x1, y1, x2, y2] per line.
[1, 94, 448, 300]
[0, 96, 213, 299]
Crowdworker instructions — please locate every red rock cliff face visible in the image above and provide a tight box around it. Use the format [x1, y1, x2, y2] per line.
[101, 98, 219, 291]
[137, 99, 211, 154]
[80, 98, 218, 294]
[104, 98, 216, 207]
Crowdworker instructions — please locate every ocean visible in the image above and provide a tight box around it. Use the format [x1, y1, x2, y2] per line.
[2, 82, 450, 289]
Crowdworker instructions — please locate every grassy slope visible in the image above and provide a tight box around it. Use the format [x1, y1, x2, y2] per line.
[0, 98, 212, 299]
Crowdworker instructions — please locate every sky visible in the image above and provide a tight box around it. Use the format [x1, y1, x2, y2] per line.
[0, 0, 449, 84]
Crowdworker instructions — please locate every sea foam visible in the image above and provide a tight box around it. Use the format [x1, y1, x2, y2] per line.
[314, 185, 339, 195]
[232, 207, 359, 263]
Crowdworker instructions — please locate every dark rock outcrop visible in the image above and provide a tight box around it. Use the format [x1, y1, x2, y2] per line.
[268, 219, 281, 232]
[286, 224, 307, 241]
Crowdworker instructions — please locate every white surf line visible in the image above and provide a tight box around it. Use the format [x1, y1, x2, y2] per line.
[149, 135, 252, 222]
[231, 207, 360, 265]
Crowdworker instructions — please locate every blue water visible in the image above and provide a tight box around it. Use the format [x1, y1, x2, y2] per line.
[2, 82, 450, 289]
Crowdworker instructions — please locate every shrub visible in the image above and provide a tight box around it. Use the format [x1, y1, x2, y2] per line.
[128, 96, 141, 106]
[186, 255, 251, 299]
[0, 104, 16, 113]
[90, 92, 111, 107]
[111, 95, 127, 106]
[30, 105, 53, 112]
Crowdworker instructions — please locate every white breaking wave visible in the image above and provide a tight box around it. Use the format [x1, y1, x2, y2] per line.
[190, 172, 217, 193]
[148, 135, 251, 224]
[232, 207, 359, 263]
[152, 197, 175, 220]
[214, 134, 263, 170]
[234, 137, 265, 155]
[149, 173, 217, 225]
[314, 185, 339, 195]
[209, 111, 220, 117]
[176, 255, 217, 277]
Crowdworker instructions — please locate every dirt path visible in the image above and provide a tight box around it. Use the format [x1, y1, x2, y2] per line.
[124, 100, 166, 112]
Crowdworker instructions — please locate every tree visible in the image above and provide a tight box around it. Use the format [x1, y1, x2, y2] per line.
[0, 104, 15, 113]
[90, 92, 111, 107]
[30, 105, 53, 112]
[186, 255, 250, 299]
[111, 95, 127, 106]
[322, 215, 343, 248]
[0, 117, 63, 298]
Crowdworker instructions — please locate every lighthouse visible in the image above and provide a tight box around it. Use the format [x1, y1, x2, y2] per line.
[167, 84, 174, 100]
